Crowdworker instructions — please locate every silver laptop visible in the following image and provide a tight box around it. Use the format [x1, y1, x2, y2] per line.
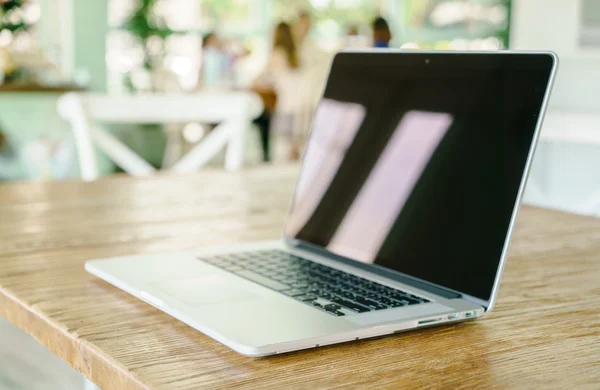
[87, 50, 558, 357]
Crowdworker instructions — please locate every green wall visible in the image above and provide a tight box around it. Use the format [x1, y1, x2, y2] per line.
[0, 1, 111, 180]
[72, 0, 108, 92]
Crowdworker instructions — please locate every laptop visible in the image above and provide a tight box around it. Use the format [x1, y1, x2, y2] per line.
[86, 50, 558, 357]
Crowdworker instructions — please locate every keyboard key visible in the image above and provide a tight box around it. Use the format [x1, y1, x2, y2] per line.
[377, 297, 396, 306]
[321, 292, 336, 300]
[282, 289, 305, 297]
[396, 295, 420, 304]
[323, 303, 342, 312]
[330, 298, 371, 313]
[234, 270, 290, 291]
[388, 292, 416, 302]
[296, 294, 317, 302]
[353, 297, 388, 310]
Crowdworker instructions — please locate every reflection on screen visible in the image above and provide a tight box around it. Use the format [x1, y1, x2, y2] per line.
[286, 99, 366, 236]
[328, 111, 452, 262]
[285, 53, 554, 301]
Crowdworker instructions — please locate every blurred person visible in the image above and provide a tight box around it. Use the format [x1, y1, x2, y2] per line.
[203, 32, 220, 50]
[200, 32, 227, 88]
[200, 32, 251, 89]
[293, 9, 333, 85]
[254, 22, 306, 161]
[293, 10, 324, 69]
[372, 17, 392, 48]
[269, 22, 300, 71]
[294, 10, 312, 46]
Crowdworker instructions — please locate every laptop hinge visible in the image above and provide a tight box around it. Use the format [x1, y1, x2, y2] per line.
[286, 238, 462, 300]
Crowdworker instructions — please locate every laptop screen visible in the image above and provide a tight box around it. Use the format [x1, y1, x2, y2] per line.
[284, 51, 555, 302]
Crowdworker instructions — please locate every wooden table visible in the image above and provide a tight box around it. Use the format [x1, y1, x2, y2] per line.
[0, 165, 599, 389]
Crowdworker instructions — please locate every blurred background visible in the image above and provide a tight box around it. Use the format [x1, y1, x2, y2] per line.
[0, 1, 599, 388]
[0, 0, 598, 211]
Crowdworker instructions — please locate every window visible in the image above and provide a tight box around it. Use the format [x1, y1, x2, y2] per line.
[399, 0, 511, 50]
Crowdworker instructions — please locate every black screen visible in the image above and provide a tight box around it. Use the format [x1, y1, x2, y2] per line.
[284, 52, 555, 302]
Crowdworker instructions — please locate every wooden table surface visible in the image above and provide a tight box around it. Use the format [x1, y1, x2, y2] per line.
[0, 165, 599, 389]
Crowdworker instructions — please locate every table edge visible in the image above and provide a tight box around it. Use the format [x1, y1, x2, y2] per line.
[0, 284, 148, 389]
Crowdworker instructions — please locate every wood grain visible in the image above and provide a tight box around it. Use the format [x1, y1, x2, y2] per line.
[0, 164, 599, 389]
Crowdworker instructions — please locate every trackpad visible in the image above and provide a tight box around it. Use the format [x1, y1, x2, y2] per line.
[154, 275, 257, 307]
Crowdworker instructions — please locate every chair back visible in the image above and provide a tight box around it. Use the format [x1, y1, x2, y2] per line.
[57, 92, 263, 181]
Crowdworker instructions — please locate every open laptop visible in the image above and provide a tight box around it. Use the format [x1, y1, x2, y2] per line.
[87, 50, 558, 357]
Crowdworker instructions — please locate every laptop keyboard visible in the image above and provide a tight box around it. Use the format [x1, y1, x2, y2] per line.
[199, 250, 429, 317]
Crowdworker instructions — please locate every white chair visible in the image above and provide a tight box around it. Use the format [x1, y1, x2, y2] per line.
[57, 92, 263, 181]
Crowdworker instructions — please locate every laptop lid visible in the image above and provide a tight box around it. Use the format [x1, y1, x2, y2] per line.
[284, 50, 557, 309]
